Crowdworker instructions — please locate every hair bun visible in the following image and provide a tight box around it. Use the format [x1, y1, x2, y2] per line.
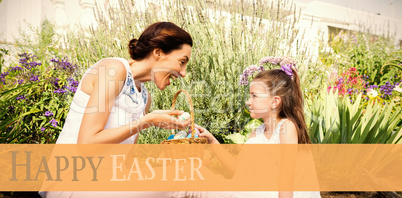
[128, 38, 138, 49]
[128, 38, 139, 59]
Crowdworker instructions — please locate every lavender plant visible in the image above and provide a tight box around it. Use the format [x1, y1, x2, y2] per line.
[0, 53, 80, 143]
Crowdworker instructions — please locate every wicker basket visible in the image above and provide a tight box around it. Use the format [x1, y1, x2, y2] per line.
[160, 89, 208, 144]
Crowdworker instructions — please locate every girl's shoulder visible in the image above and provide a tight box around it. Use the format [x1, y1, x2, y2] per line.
[278, 119, 298, 144]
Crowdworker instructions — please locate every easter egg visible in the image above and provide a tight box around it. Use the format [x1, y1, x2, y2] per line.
[188, 128, 200, 135]
[186, 133, 199, 138]
[174, 131, 187, 139]
[178, 112, 191, 121]
[167, 134, 175, 140]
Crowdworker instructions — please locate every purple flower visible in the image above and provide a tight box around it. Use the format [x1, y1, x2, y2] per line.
[239, 65, 265, 85]
[1, 71, 9, 78]
[7, 105, 14, 110]
[40, 127, 46, 131]
[67, 77, 79, 88]
[50, 77, 60, 86]
[18, 79, 24, 84]
[30, 75, 40, 82]
[51, 56, 78, 74]
[66, 86, 77, 93]
[49, 119, 58, 127]
[259, 56, 283, 65]
[378, 81, 395, 99]
[18, 52, 41, 69]
[44, 111, 54, 117]
[11, 66, 24, 72]
[54, 89, 67, 94]
[16, 95, 25, 100]
[280, 64, 293, 79]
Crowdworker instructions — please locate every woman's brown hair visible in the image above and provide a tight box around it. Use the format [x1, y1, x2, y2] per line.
[128, 22, 193, 60]
[253, 68, 311, 144]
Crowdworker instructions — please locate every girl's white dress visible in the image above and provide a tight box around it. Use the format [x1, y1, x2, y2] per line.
[233, 119, 322, 198]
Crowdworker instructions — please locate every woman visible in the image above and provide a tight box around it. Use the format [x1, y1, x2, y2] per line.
[56, 21, 193, 144]
[41, 22, 194, 198]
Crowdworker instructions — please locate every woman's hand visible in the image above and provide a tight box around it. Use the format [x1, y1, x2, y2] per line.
[144, 110, 191, 130]
[195, 124, 220, 144]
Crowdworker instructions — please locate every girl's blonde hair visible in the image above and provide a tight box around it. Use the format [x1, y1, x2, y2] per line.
[253, 68, 311, 144]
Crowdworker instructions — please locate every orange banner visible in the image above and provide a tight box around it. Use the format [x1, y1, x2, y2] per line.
[0, 144, 401, 191]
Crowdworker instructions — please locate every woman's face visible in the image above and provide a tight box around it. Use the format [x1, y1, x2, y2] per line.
[246, 80, 274, 119]
[152, 44, 192, 90]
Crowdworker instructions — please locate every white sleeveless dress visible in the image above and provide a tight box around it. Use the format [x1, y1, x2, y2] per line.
[42, 58, 161, 198]
[233, 119, 321, 198]
[56, 57, 148, 144]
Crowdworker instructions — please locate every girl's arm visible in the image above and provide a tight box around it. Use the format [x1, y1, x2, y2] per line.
[196, 125, 239, 176]
[278, 120, 298, 198]
[77, 60, 189, 144]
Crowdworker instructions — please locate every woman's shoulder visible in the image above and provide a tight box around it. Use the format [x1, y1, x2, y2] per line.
[94, 58, 128, 81]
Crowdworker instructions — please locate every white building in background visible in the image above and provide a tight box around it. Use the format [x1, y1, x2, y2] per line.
[0, 0, 401, 48]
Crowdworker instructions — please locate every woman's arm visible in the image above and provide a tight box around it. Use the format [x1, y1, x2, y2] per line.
[145, 90, 152, 114]
[77, 60, 189, 144]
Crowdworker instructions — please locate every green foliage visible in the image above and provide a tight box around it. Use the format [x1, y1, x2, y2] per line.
[320, 31, 401, 86]
[15, 19, 61, 64]
[381, 51, 402, 74]
[240, 118, 263, 139]
[0, 48, 9, 73]
[225, 133, 246, 144]
[0, 52, 80, 143]
[306, 86, 402, 144]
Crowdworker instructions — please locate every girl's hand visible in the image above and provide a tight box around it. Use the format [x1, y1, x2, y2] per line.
[144, 110, 190, 130]
[195, 124, 220, 144]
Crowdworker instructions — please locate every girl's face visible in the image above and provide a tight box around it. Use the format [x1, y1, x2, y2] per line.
[151, 44, 192, 90]
[246, 80, 278, 119]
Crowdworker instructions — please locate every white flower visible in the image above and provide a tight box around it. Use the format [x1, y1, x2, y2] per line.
[367, 89, 378, 99]
[393, 85, 402, 93]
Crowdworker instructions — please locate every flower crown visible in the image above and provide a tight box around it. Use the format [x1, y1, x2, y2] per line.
[239, 56, 297, 85]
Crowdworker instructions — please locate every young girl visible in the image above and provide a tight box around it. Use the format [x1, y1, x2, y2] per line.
[196, 66, 321, 198]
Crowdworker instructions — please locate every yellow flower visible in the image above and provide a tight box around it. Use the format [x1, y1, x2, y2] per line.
[367, 89, 378, 99]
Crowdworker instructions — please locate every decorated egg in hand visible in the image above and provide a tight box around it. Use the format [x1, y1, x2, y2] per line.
[173, 131, 187, 139]
[178, 112, 191, 121]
